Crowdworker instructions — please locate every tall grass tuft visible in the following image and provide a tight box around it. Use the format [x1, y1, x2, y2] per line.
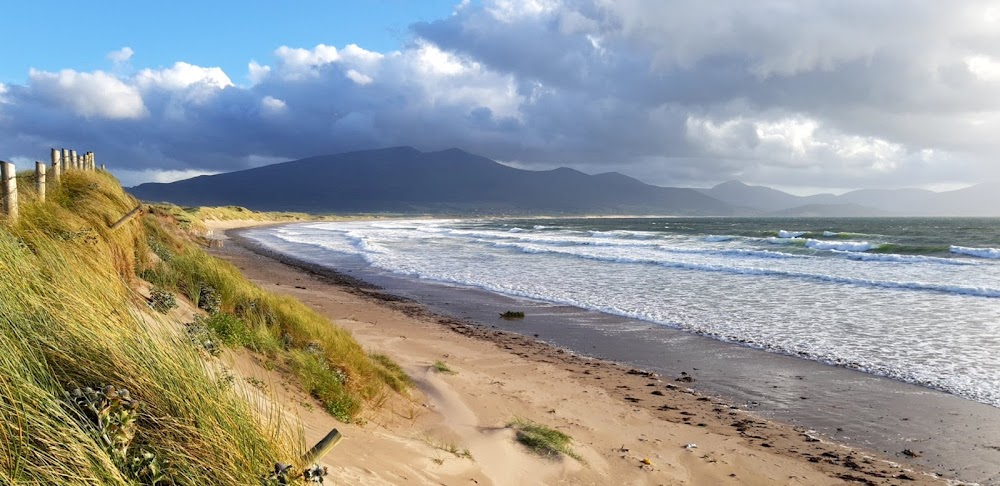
[139, 223, 411, 421]
[0, 171, 301, 484]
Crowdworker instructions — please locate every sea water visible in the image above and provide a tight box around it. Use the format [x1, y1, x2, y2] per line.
[244, 217, 1000, 409]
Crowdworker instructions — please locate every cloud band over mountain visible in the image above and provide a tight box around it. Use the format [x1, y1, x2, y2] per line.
[1, 0, 998, 191]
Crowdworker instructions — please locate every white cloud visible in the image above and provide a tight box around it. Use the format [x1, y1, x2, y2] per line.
[488, 0, 560, 22]
[136, 62, 233, 90]
[345, 69, 373, 85]
[3, 0, 1000, 192]
[966, 55, 1000, 82]
[107, 47, 134, 64]
[28, 68, 147, 119]
[113, 168, 219, 187]
[686, 114, 925, 182]
[274, 44, 341, 79]
[248, 60, 271, 84]
[260, 96, 287, 115]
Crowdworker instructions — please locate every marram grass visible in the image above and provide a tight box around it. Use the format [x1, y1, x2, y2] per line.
[0, 171, 407, 484]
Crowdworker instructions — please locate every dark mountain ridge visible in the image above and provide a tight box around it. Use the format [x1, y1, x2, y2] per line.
[129, 147, 735, 215]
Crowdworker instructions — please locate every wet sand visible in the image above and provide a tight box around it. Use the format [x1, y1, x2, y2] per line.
[205, 222, 976, 485]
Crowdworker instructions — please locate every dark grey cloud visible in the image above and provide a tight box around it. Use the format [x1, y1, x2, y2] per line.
[1, 0, 998, 191]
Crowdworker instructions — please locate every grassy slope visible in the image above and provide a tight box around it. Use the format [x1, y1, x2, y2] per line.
[0, 171, 407, 484]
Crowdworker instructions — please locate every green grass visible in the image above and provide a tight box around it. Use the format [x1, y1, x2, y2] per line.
[0, 171, 299, 484]
[0, 170, 409, 484]
[508, 417, 582, 461]
[431, 360, 456, 375]
[142, 194, 410, 423]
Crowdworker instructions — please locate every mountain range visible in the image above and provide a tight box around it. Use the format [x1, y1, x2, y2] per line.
[128, 147, 1000, 216]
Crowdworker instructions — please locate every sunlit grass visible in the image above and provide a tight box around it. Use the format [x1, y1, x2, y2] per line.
[0, 170, 409, 483]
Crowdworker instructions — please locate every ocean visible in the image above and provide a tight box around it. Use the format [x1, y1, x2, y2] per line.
[244, 217, 1000, 409]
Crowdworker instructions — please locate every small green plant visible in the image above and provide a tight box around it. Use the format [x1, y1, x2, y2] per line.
[147, 237, 174, 262]
[245, 376, 267, 390]
[201, 312, 252, 347]
[432, 360, 456, 375]
[148, 287, 177, 313]
[129, 450, 171, 485]
[184, 320, 221, 356]
[198, 284, 221, 314]
[508, 417, 582, 461]
[262, 462, 328, 484]
[500, 311, 525, 319]
[68, 385, 139, 462]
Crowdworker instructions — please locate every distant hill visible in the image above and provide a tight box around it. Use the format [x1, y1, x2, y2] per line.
[699, 180, 1000, 216]
[129, 147, 736, 215]
[767, 203, 890, 217]
[698, 180, 828, 212]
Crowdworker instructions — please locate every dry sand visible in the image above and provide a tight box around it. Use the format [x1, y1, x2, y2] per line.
[205, 221, 944, 486]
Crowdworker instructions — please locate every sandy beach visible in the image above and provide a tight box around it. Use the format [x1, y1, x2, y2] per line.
[206, 221, 944, 486]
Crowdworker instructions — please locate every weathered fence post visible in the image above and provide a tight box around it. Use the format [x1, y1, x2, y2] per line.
[70, 150, 78, 170]
[301, 428, 343, 464]
[35, 162, 46, 202]
[109, 204, 143, 231]
[50, 148, 62, 183]
[100, 164, 106, 171]
[1, 162, 18, 222]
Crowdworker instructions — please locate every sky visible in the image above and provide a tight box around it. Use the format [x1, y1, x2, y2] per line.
[1, 0, 999, 193]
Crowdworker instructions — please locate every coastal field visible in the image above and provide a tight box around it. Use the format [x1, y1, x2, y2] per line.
[210, 219, 958, 485]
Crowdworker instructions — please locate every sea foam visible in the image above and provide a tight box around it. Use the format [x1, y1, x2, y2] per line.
[950, 245, 1000, 259]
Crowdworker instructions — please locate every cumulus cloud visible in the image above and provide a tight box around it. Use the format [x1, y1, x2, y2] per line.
[0, 0, 998, 190]
[107, 47, 135, 64]
[26, 69, 146, 119]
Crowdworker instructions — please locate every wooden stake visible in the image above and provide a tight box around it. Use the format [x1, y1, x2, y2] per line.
[109, 204, 143, 231]
[1, 162, 18, 222]
[35, 162, 46, 202]
[50, 148, 62, 183]
[301, 428, 343, 464]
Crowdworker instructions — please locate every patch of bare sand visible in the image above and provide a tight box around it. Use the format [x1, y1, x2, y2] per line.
[202, 220, 943, 486]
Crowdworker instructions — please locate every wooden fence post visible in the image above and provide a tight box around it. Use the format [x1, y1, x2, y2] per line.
[301, 428, 343, 464]
[50, 148, 62, 183]
[2, 162, 18, 222]
[70, 150, 78, 170]
[61, 149, 69, 172]
[109, 204, 143, 231]
[35, 162, 46, 202]
[51, 148, 62, 183]
[100, 164, 106, 171]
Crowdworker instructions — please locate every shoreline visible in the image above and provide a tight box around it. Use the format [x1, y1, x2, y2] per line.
[213, 222, 954, 485]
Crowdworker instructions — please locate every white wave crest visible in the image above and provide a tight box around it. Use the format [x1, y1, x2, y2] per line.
[778, 230, 806, 238]
[834, 251, 973, 265]
[508, 227, 525, 233]
[589, 230, 659, 239]
[490, 242, 1000, 298]
[704, 235, 736, 242]
[950, 245, 1000, 259]
[805, 239, 876, 252]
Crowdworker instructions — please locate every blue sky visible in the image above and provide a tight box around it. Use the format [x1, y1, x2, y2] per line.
[1, 1, 998, 191]
[0, 1, 459, 84]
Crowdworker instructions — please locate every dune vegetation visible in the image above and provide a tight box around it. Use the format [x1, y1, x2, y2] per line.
[0, 170, 408, 484]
